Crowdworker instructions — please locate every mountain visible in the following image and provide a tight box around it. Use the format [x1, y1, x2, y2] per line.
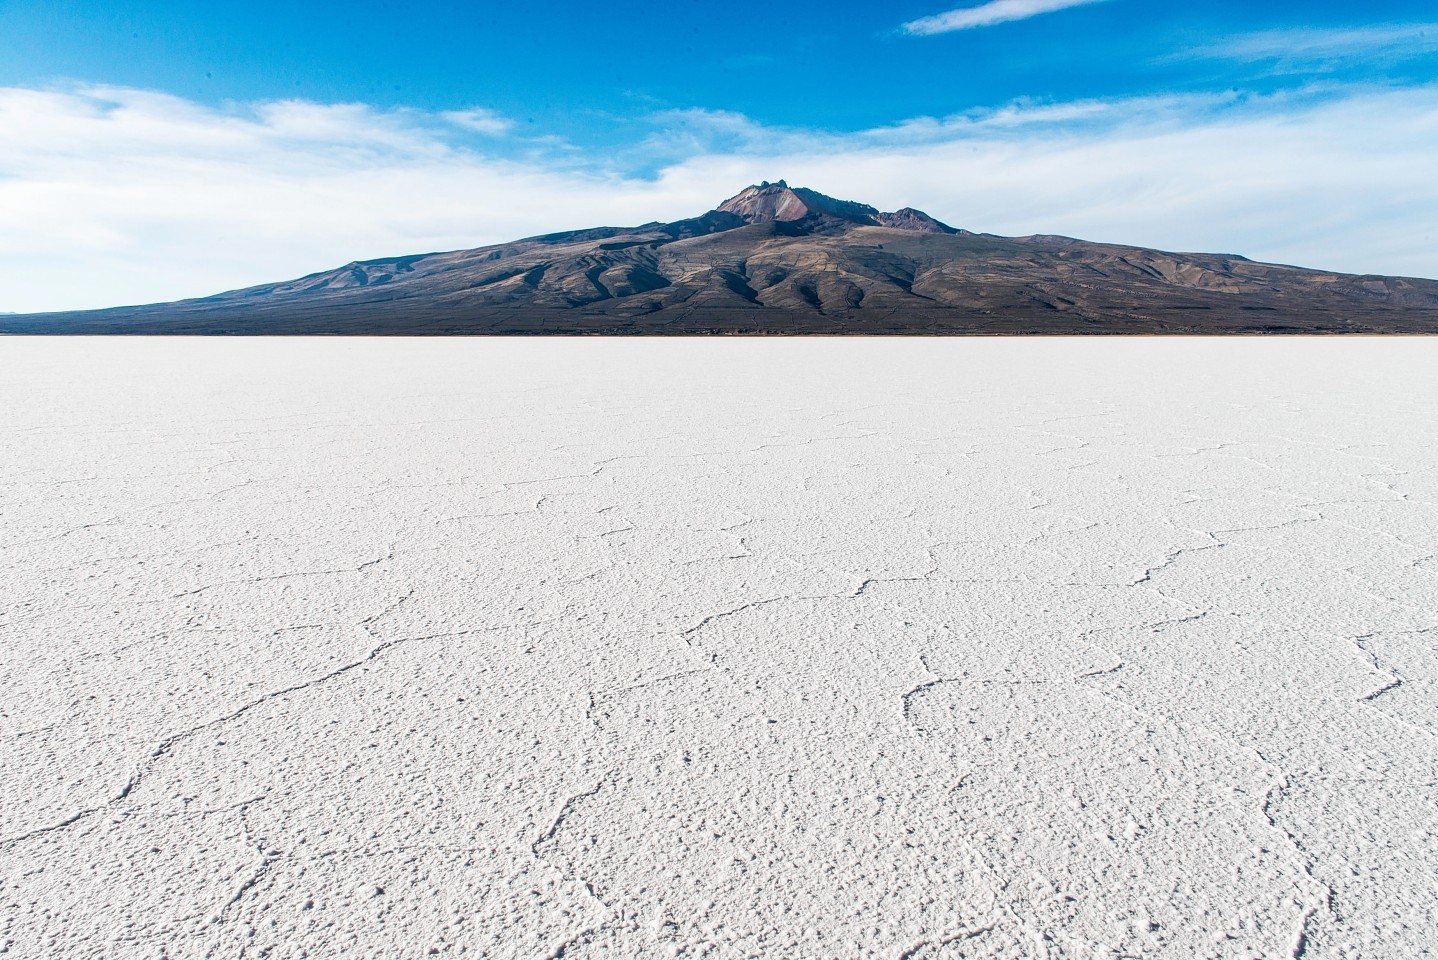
[6, 180, 1438, 334]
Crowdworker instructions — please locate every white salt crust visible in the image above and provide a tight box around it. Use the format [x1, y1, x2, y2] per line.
[1, 337, 1434, 959]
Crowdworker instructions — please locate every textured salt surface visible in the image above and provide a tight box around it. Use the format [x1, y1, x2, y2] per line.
[1, 337, 1435, 959]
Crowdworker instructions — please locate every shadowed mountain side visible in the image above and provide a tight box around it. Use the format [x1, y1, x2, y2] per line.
[7, 181, 1438, 334]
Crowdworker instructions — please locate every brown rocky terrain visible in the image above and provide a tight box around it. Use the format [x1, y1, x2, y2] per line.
[7, 180, 1438, 334]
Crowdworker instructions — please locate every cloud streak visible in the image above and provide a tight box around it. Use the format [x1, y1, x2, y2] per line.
[441, 107, 515, 136]
[2, 81, 1437, 312]
[902, 0, 1109, 36]
[1181, 22, 1438, 68]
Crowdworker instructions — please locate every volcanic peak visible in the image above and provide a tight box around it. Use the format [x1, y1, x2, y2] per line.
[10, 178, 1438, 336]
[716, 181, 957, 234]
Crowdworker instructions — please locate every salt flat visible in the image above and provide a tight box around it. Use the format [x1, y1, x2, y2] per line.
[1, 337, 1435, 960]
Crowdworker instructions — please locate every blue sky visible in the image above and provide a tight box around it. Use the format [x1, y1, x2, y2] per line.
[6, 0, 1437, 147]
[1, 0, 1436, 310]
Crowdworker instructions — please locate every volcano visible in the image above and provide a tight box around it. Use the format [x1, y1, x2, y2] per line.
[7, 181, 1438, 334]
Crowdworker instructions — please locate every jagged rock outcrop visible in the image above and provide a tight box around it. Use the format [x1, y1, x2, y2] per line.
[716, 181, 957, 234]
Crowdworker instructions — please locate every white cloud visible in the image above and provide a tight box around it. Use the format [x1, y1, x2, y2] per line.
[1183, 22, 1438, 66]
[902, 0, 1109, 36]
[1, 82, 1436, 313]
[442, 107, 514, 136]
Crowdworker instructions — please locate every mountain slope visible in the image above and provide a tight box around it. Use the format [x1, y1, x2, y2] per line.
[7, 181, 1438, 334]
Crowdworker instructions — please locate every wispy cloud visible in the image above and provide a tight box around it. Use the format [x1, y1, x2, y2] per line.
[2, 82, 1437, 312]
[1184, 21, 1438, 65]
[441, 107, 515, 136]
[902, 0, 1109, 36]
[630, 93, 1238, 161]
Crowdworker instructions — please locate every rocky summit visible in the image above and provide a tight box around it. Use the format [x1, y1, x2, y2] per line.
[7, 182, 1438, 334]
[714, 181, 957, 234]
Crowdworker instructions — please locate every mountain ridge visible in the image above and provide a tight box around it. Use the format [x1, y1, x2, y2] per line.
[5, 182, 1438, 334]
